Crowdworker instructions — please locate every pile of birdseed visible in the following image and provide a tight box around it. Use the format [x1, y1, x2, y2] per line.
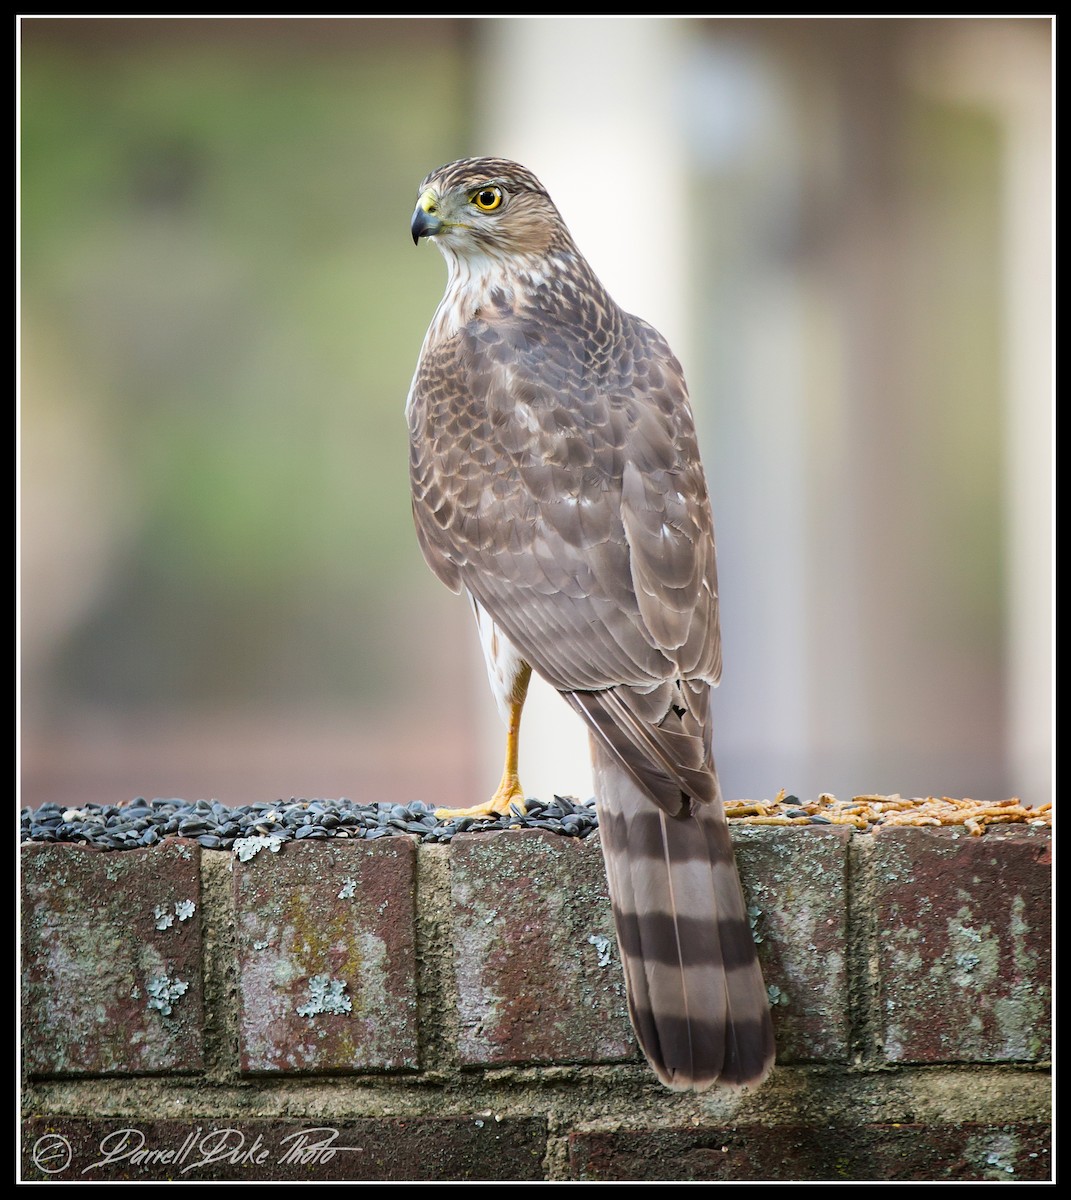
[19, 795, 601, 852]
[20, 791, 1049, 854]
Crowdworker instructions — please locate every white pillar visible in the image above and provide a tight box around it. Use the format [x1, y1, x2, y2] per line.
[992, 30, 1053, 805]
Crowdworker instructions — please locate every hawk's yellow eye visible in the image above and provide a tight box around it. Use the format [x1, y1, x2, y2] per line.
[471, 187, 503, 212]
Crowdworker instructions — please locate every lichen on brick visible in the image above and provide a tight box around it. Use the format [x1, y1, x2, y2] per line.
[587, 934, 613, 968]
[151, 899, 195, 930]
[296, 974, 352, 1017]
[145, 975, 189, 1016]
[967, 1129, 1026, 1180]
[234, 835, 284, 862]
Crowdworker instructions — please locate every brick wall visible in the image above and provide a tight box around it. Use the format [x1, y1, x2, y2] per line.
[20, 825, 1052, 1182]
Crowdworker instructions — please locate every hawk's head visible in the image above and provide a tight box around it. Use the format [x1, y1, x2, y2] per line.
[411, 157, 565, 262]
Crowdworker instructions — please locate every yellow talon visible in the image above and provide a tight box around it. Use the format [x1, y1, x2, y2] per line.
[435, 776, 526, 820]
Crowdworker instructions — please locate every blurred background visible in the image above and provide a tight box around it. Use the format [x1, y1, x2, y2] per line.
[19, 17, 1052, 812]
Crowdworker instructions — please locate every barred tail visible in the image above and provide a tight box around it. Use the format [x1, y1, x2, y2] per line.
[591, 739, 775, 1090]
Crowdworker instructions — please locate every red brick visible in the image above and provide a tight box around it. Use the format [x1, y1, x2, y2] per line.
[568, 1121, 1051, 1181]
[21, 1116, 547, 1181]
[234, 838, 418, 1074]
[731, 825, 853, 1062]
[21, 841, 204, 1077]
[872, 827, 1051, 1062]
[449, 829, 634, 1067]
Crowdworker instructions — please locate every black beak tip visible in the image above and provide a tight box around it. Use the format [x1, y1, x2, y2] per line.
[411, 207, 441, 245]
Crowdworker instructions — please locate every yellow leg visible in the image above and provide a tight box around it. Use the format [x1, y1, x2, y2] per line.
[437, 664, 532, 819]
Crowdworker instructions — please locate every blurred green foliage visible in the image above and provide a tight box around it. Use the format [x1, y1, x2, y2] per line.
[21, 24, 468, 710]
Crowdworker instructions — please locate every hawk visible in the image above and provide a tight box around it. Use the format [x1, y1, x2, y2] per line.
[407, 156, 774, 1090]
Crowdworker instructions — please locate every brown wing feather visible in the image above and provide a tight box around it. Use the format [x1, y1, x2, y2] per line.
[408, 307, 719, 695]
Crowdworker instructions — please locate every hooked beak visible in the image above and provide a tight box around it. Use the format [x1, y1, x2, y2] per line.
[411, 187, 443, 244]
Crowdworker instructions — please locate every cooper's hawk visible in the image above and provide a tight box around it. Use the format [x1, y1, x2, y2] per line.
[407, 157, 774, 1090]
